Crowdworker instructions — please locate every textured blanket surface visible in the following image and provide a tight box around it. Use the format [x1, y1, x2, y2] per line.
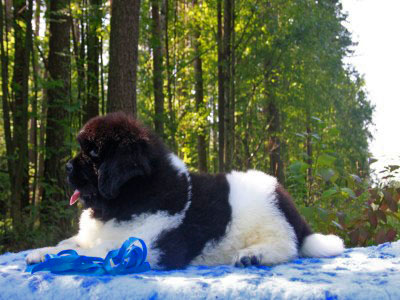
[1, 241, 400, 300]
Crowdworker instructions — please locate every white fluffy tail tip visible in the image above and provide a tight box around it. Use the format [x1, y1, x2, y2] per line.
[300, 233, 345, 258]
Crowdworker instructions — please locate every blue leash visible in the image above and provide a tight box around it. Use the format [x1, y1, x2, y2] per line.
[26, 237, 151, 275]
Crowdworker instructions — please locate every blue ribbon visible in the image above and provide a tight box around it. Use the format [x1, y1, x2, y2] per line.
[25, 237, 151, 275]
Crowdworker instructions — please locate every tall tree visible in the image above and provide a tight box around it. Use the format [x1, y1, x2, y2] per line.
[265, 87, 284, 183]
[28, 0, 40, 208]
[223, 0, 234, 172]
[70, 0, 86, 127]
[10, 0, 32, 230]
[0, 0, 14, 221]
[192, 0, 207, 172]
[107, 0, 141, 117]
[162, 0, 176, 151]
[263, 1, 284, 183]
[151, 0, 165, 137]
[84, 0, 102, 123]
[217, 0, 225, 172]
[42, 0, 71, 231]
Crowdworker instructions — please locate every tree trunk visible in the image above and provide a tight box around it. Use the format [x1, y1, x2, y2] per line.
[151, 0, 165, 137]
[100, 36, 105, 115]
[0, 0, 15, 219]
[223, 0, 234, 172]
[217, 0, 225, 172]
[306, 121, 313, 199]
[192, 0, 207, 172]
[36, 70, 47, 218]
[29, 0, 40, 214]
[263, 54, 284, 183]
[230, 0, 235, 169]
[70, 2, 86, 127]
[11, 0, 32, 229]
[79, 5, 86, 126]
[163, 0, 177, 152]
[267, 101, 284, 183]
[42, 0, 71, 230]
[84, 0, 101, 123]
[107, 0, 141, 117]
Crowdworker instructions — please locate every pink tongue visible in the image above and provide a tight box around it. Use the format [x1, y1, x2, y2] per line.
[70, 190, 81, 205]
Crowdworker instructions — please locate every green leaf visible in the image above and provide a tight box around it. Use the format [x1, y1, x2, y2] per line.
[327, 127, 340, 136]
[318, 168, 336, 182]
[299, 206, 317, 222]
[289, 161, 309, 174]
[311, 116, 323, 123]
[341, 187, 356, 199]
[369, 158, 378, 165]
[311, 133, 321, 140]
[316, 207, 329, 221]
[321, 188, 338, 199]
[317, 154, 336, 167]
[388, 165, 400, 172]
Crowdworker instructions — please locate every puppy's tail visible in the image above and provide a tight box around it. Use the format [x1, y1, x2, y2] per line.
[300, 233, 344, 258]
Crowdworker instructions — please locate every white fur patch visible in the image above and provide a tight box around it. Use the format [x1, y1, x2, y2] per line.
[76, 208, 192, 268]
[168, 153, 189, 175]
[168, 153, 192, 204]
[301, 233, 345, 257]
[192, 170, 298, 266]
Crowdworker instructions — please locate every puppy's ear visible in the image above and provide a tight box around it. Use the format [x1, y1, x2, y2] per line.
[98, 143, 151, 199]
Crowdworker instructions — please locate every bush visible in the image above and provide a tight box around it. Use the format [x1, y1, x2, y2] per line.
[287, 157, 400, 247]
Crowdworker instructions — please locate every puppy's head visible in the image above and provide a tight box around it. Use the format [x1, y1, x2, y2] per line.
[67, 112, 154, 206]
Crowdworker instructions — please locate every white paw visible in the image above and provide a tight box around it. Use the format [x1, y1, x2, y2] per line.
[25, 247, 56, 265]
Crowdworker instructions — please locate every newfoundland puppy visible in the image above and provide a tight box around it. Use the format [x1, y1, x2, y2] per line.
[26, 112, 344, 269]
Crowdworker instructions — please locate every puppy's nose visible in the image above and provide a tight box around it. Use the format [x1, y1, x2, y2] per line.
[66, 161, 73, 174]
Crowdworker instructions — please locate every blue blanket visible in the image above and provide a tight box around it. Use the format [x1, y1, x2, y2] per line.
[1, 241, 400, 300]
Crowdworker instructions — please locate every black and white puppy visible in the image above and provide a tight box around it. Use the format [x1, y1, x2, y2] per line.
[26, 112, 344, 269]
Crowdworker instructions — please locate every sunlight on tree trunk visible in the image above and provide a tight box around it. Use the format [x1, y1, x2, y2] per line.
[107, 0, 141, 117]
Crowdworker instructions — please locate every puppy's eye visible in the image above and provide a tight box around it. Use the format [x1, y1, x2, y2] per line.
[89, 149, 99, 158]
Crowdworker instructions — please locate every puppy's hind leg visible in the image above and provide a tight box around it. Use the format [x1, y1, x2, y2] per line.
[234, 242, 297, 268]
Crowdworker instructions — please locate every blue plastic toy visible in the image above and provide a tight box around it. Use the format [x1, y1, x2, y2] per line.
[25, 237, 151, 275]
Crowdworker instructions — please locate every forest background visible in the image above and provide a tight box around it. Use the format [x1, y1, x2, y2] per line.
[0, 0, 399, 254]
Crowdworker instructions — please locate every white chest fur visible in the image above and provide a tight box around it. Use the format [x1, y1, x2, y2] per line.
[75, 208, 187, 268]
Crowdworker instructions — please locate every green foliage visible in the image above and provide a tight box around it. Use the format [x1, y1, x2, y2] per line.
[288, 154, 400, 247]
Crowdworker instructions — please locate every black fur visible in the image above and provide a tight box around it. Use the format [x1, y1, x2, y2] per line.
[275, 185, 312, 248]
[155, 173, 231, 269]
[98, 143, 151, 199]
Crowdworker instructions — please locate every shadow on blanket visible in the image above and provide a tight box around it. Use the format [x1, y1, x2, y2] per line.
[1, 241, 399, 300]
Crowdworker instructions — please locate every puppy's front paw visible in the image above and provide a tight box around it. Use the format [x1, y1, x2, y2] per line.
[25, 247, 54, 265]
